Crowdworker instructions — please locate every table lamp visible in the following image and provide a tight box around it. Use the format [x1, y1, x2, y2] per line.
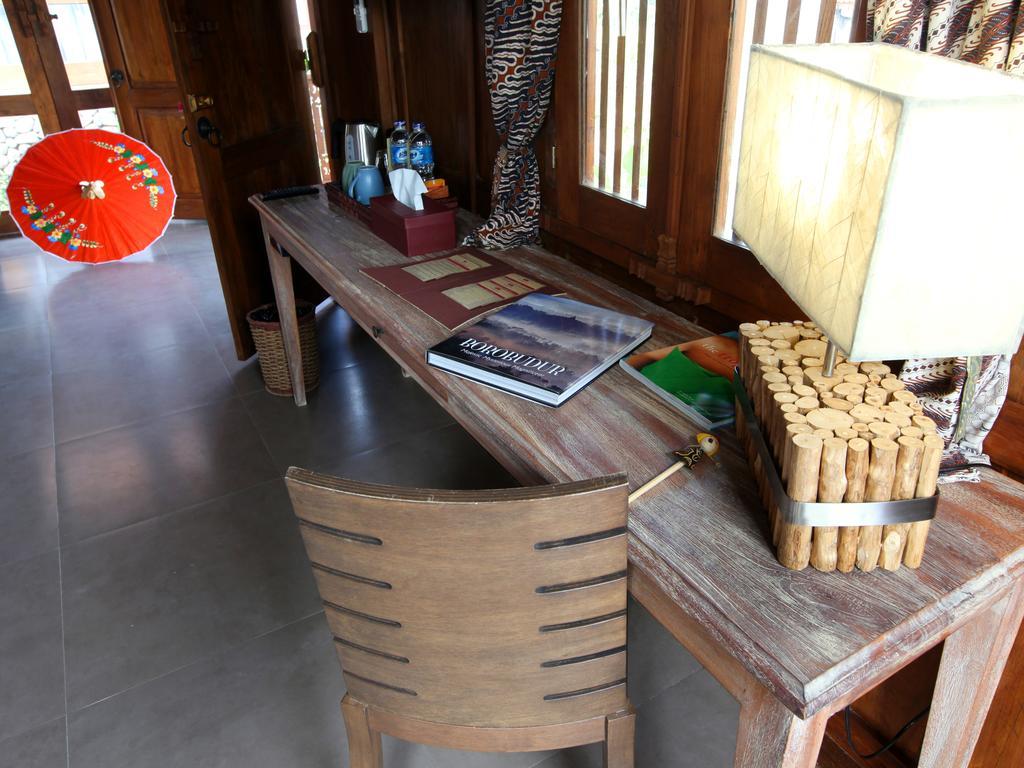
[730, 43, 1024, 574]
[734, 43, 1024, 378]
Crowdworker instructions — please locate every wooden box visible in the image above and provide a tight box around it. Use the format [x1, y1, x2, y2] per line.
[324, 182, 371, 225]
[369, 195, 457, 257]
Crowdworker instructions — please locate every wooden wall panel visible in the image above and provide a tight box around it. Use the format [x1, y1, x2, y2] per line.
[109, 0, 177, 86]
[849, 646, 942, 764]
[393, 0, 478, 209]
[702, 239, 802, 321]
[667, 0, 801, 323]
[988, 401, 1024, 481]
[988, 336, 1024, 481]
[313, 0, 492, 216]
[311, 0, 387, 130]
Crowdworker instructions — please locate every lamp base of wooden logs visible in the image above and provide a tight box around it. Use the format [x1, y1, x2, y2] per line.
[736, 320, 941, 573]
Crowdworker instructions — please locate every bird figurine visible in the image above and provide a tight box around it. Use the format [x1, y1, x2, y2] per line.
[673, 432, 720, 468]
[629, 432, 721, 504]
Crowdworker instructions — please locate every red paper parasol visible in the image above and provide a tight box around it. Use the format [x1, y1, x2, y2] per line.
[7, 128, 176, 263]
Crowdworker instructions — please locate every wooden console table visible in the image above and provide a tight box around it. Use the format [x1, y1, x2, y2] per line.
[251, 189, 1024, 767]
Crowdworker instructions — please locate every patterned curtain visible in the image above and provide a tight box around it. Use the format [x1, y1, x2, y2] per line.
[867, 0, 1021, 480]
[867, 1, 1024, 73]
[465, 0, 562, 250]
[898, 356, 1010, 481]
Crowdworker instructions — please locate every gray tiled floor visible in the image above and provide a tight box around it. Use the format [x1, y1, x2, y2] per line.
[0, 222, 739, 766]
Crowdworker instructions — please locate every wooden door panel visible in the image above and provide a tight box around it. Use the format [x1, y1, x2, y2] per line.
[108, 0, 178, 86]
[171, 2, 307, 147]
[137, 107, 201, 194]
[92, 0, 204, 218]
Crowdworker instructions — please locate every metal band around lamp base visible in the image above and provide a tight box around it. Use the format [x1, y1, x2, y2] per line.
[733, 371, 938, 528]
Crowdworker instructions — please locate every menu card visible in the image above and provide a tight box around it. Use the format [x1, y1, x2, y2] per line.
[404, 252, 490, 281]
[361, 248, 559, 330]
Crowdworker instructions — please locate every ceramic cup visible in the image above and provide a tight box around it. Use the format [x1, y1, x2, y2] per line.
[349, 165, 385, 206]
[341, 162, 365, 197]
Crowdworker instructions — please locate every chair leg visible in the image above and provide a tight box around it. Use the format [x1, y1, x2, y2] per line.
[341, 695, 383, 768]
[604, 708, 636, 768]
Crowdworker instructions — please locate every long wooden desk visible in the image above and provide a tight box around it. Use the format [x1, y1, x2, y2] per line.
[252, 189, 1024, 767]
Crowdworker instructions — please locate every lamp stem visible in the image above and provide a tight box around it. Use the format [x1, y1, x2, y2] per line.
[952, 355, 981, 444]
[822, 339, 838, 378]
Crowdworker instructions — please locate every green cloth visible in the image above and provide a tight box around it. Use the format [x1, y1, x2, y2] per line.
[640, 348, 734, 423]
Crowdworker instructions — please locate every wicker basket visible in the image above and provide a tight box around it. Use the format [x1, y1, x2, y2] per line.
[246, 301, 320, 397]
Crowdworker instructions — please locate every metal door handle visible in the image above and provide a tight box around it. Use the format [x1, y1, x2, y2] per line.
[110, 69, 125, 87]
[181, 126, 192, 147]
[196, 116, 221, 147]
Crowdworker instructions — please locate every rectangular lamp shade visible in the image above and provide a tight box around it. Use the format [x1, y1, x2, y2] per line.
[734, 43, 1024, 361]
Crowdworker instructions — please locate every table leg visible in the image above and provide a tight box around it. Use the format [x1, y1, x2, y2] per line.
[733, 685, 829, 768]
[263, 230, 307, 406]
[917, 581, 1024, 768]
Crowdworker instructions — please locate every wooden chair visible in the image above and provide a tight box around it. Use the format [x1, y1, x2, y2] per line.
[284, 468, 635, 767]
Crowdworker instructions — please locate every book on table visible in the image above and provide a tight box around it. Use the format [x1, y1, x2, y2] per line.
[426, 293, 653, 407]
[619, 335, 739, 430]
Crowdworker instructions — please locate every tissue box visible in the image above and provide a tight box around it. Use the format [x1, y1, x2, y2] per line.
[369, 195, 457, 257]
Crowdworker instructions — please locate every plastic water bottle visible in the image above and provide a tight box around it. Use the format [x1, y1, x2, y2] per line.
[409, 121, 434, 181]
[388, 120, 408, 170]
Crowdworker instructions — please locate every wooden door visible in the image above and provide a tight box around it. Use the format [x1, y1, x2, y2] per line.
[3, 0, 75, 134]
[162, 0, 322, 358]
[90, 0, 204, 218]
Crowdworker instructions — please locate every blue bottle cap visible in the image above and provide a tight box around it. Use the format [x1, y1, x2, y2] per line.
[393, 120, 406, 128]
[412, 122, 426, 131]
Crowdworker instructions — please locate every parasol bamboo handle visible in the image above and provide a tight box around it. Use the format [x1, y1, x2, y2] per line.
[628, 461, 684, 504]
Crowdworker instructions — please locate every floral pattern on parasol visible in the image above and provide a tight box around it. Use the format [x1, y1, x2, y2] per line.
[21, 189, 102, 251]
[91, 139, 168, 209]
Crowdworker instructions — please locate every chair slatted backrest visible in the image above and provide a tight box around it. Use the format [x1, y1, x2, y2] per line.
[285, 468, 630, 728]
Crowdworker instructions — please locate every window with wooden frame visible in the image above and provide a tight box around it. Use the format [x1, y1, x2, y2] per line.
[544, 0, 867, 322]
[714, 0, 865, 241]
[548, 0, 678, 259]
[581, 0, 656, 206]
[664, 0, 867, 323]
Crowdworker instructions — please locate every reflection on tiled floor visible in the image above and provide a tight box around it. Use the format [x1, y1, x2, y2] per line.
[0, 223, 739, 767]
